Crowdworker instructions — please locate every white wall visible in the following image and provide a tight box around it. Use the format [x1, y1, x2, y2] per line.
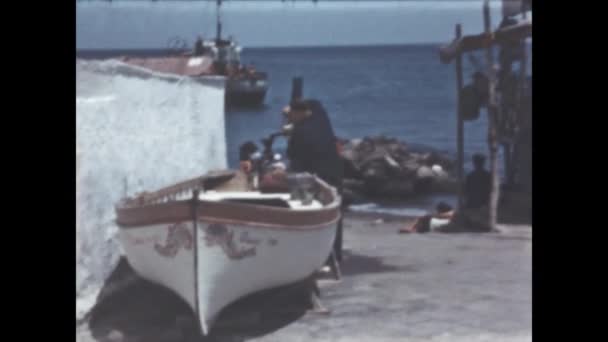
[76, 59, 227, 320]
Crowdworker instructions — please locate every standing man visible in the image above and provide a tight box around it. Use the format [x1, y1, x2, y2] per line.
[283, 99, 345, 264]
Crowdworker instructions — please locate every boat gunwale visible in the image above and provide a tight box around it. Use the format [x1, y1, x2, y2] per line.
[115, 172, 341, 230]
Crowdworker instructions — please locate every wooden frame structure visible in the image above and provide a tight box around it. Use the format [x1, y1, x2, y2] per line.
[438, 0, 532, 229]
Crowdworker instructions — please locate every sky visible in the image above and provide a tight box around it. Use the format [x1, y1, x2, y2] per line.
[76, 1, 530, 49]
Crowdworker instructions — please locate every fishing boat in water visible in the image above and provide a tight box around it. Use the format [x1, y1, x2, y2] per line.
[118, 0, 268, 108]
[114, 170, 341, 335]
[198, 0, 269, 108]
[200, 36, 268, 108]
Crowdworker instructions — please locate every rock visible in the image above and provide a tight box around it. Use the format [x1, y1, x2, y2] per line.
[361, 160, 389, 180]
[355, 137, 375, 156]
[383, 154, 401, 170]
[370, 179, 416, 198]
[416, 166, 434, 179]
[343, 178, 366, 192]
[431, 164, 449, 180]
[356, 149, 390, 170]
[342, 187, 366, 205]
[343, 138, 362, 150]
[430, 177, 460, 194]
[400, 159, 420, 174]
[338, 135, 456, 200]
[426, 151, 455, 171]
[342, 157, 362, 179]
[341, 148, 357, 162]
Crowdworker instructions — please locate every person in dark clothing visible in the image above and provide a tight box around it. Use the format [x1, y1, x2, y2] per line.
[464, 153, 491, 209]
[284, 99, 343, 188]
[194, 36, 204, 56]
[238, 141, 259, 174]
[398, 155, 493, 235]
[399, 202, 455, 234]
[283, 99, 344, 263]
[438, 153, 493, 232]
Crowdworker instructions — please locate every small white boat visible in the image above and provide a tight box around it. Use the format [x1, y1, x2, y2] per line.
[114, 170, 341, 335]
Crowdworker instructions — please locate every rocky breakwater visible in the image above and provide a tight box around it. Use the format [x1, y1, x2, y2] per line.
[340, 136, 459, 202]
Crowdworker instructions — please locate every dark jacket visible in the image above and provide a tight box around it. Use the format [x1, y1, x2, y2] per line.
[287, 100, 343, 189]
[464, 169, 491, 209]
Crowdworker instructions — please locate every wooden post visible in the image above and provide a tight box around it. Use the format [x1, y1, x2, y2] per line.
[512, 5, 529, 186]
[291, 77, 303, 101]
[504, 143, 512, 185]
[483, 0, 500, 230]
[520, 4, 528, 101]
[455, 24, 465, 209]
[216, 0, 223, 42]
[191, 189, 204, 335]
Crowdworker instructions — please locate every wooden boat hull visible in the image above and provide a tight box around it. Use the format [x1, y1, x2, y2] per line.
[115, 172, 340, 335]
[225, 76, 268, 107]
[118, 218, 337, 334]
[117, 56, 268, 108]
[225, 88, 267, 107]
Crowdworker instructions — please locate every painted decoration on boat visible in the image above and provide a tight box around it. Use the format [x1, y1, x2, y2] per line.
[127, 235, 162, 247]
[154, 222, 194, 258]
[204, 223, 259, 260]
[239, 231, 261, 245]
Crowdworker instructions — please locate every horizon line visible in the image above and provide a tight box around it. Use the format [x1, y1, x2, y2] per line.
[76, 42, 447, 51]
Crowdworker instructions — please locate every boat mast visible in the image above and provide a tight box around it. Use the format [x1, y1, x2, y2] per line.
[216, 0, 222, 42]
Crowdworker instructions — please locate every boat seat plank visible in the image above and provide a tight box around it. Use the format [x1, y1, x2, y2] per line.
[211, 171, 250, 192]
[200, 191, 323, 210]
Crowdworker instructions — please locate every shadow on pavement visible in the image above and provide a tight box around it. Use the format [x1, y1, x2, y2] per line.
[88, 249, 409, 342]
[88, 258, 314, 342]
[339, 250, 404, 277]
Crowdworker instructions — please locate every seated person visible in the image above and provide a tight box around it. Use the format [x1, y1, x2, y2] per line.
[464, 153, 491, 210]
[452, 153, 492, 232]
[400, 154, 494, 234]
[239, 140, 289, 193]
[239, 141, 258, 174]
[399, 202, 455, 234]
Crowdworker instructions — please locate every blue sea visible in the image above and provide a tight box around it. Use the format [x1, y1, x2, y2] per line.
[228, 44, 499, 167]
[77, 43, 531, 213]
